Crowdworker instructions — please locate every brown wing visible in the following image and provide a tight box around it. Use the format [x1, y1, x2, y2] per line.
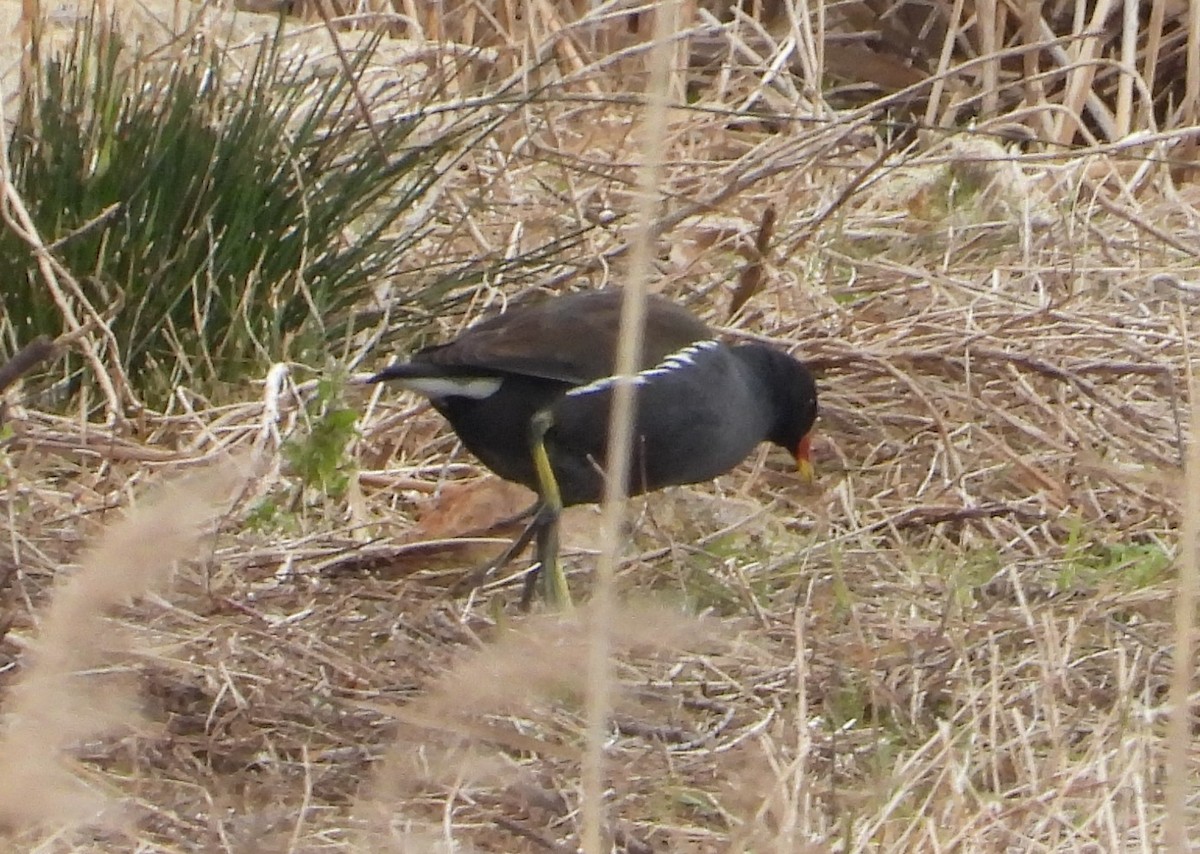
[414, 290, 713, 383]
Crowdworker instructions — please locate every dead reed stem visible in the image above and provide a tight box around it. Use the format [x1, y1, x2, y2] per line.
[581, 1, 681, 850]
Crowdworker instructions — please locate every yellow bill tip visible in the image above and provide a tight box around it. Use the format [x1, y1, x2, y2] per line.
[795, 433, 815, 483]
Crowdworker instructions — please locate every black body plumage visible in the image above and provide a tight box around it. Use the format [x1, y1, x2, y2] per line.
[369, 289, 818, 605]
[370, 290, 817, 505]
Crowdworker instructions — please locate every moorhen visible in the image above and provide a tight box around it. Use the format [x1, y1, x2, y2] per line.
[370, 289, 818, 607]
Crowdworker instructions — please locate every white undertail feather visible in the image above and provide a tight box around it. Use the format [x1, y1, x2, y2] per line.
[566, 339, 720, 398]
[400, 376, 504, 400]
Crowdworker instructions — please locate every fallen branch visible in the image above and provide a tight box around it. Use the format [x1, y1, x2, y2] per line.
[0, 335, 56, 396]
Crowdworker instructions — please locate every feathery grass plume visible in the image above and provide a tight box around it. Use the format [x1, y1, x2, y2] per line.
[0, 459, 245, 832]
[356, 604, 722, 843]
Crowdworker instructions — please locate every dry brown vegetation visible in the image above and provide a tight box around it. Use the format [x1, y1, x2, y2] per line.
[1, 0, 1199, 850]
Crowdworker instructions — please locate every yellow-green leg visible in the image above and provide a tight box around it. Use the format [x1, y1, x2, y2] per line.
[528, 409, 572, 608]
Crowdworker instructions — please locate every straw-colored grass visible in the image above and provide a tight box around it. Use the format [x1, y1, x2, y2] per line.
[0, 0, 1198, 850]
[275, 0, 1199, 143]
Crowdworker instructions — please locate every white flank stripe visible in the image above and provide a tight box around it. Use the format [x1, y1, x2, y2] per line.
[401, 376, 503, 399]
[566, 339, 720, 398]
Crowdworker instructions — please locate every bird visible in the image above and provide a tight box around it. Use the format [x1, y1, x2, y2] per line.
[369, 289, 818, 608]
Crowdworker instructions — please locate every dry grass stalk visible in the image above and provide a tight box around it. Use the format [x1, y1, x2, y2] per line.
[572, 3, 690, 849]
[1166, 391, 1199, 851]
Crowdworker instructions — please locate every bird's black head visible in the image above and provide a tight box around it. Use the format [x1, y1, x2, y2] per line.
[733, 343, 819, 476]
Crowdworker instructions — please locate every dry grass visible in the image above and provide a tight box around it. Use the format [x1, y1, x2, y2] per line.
[0, 462, 246, 834]
[271, 0, 1200, 144]
[1, 0, 1199, 851]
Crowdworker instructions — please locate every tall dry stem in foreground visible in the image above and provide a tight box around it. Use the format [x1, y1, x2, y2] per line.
[580, 2, 679, 850]
[0, 460, 245, 831]
[1166, 388, 1200, 851]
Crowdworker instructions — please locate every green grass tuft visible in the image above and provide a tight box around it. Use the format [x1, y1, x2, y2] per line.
[1, 20, 502, 404]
